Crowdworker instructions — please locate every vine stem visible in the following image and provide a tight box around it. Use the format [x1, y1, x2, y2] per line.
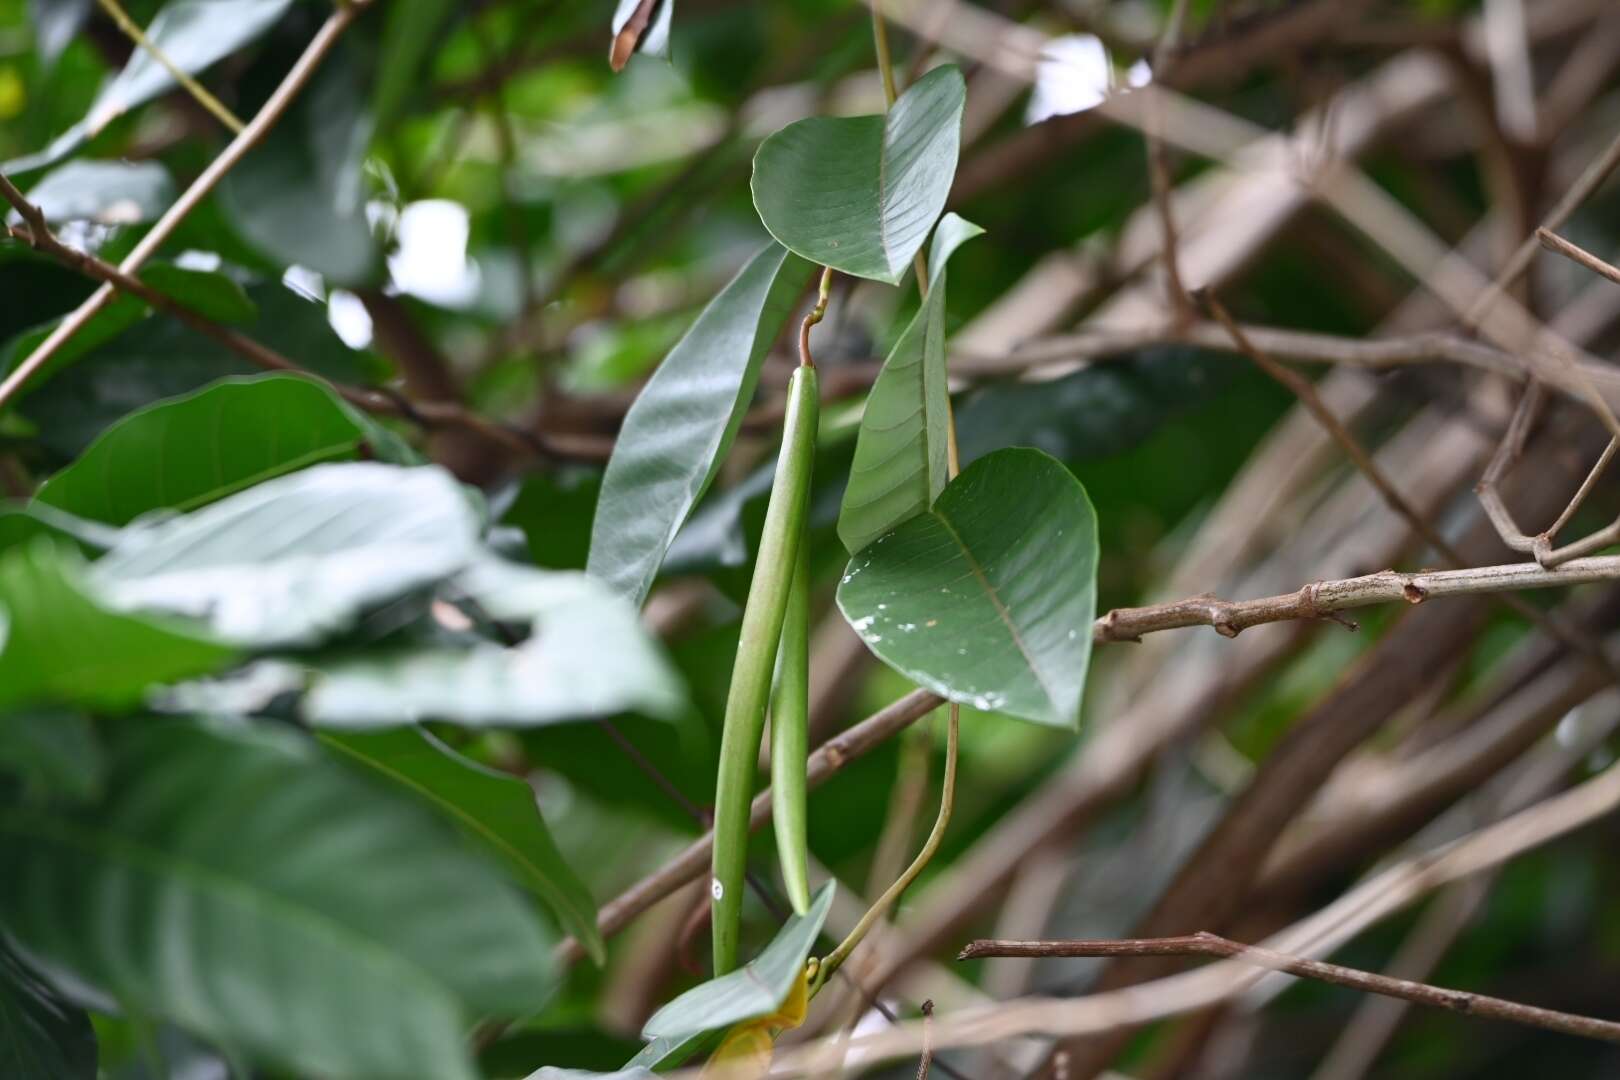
[817, 703, 957, 985]
[94, 0, 245, 133]
[799, 266, 834, 368]
[0, 0, 372, 413]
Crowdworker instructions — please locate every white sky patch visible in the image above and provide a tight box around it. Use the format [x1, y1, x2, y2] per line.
[327, 289, 373, 349]
[1026, 35, 1152, 125]
[387, 199, 481, 308]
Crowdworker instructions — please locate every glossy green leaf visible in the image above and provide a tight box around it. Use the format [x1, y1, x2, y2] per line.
[303, 560, 686, 726]
[138, 264, 257, 325]
[838, 213, 982, 554]
[0, 942, 96, 1080]
[642, 881, 834, 1040]
[751, 66, 965, 284]
[588, 244, 813, 605]
[0, 539, 232, 712]
[222, 57, 379, 286]
[837, 448, 1097, 728]
[0, 710, 103, 802]
[0, 719, 555, 1080]
[90, 463, 481, 647]
[7, 160, 173, 225]
[4, 0, 296, 174]
[35, 375, 387, 525]
[322, 725, 605, 965]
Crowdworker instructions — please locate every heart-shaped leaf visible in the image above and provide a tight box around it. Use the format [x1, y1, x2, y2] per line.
[837, 448, 1097, 728]
[641, 881, 834, 1040]
[751, 66, 965, 285]
[0, 719, 555, 1080]
[321, 725, 606, 965]
[35, 375, 390, 526]
[90, 462, 481, 647]
[302, 560, 686, 727]
[838, 213, 982, 554]
[0, 942, 96, 1079]
[588, 244, 813, 605]
[0, 539, 232, 712]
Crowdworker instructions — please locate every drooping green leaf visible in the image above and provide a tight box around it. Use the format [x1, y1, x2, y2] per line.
[0, 710, 103, 802]
[0, 539, 232, 712]
[321, 725, 606, 965]
[8, 160, 173, 225]
[838, 213, 982, 554]
[222, 55, 379, 286]
[837, 448, 1097, 728]
[90, 463, 481, 647]
[0, 719, 556, 1080]
[587, 243, 813, 605]
[751, 66, 965, 285]
[4, 0, 296, 174]
[609, 0, 674, 69]
[303, 560, 686, 727]
[641, 882, 834, 1040]
[138, 264, 257, 325]
[34, 375, 389, 525]
[0, 942, 96, 1080]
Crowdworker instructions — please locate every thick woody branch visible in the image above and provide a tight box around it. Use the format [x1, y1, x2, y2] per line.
[957, 932, 1620, 1044]
[1094, 557, 1620, 642]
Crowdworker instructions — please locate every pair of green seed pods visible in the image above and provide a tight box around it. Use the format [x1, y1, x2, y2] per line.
[710, 363, 817, 975]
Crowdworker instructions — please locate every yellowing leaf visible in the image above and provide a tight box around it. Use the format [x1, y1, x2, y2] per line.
[699, 966, 809, 1080]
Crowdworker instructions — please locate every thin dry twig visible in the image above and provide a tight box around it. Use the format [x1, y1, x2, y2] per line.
[957, 932, 1620, 1043]
[1539, 226, 1620, 286]
[916, 999, 935, 1080]
[657, 755, 1620, 1078]
[0, 0, 372, 414]
[0, 188, 602, 464]
[1093, 555, 1620, 642]
[93, 0, 245, 133]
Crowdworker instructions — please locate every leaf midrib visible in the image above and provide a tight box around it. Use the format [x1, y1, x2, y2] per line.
[929, 508, 1063, 718]
[0, 815, 463, 1019]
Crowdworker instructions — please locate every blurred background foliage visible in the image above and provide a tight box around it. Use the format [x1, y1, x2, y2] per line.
[6, 0, 1620, 1076]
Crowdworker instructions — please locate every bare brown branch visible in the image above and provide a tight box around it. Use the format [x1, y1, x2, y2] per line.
[957, 932, 1620, 1043]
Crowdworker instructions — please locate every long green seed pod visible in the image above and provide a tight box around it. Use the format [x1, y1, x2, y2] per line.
[711, 364, 819, 974]
[770, 540, 812, 915]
